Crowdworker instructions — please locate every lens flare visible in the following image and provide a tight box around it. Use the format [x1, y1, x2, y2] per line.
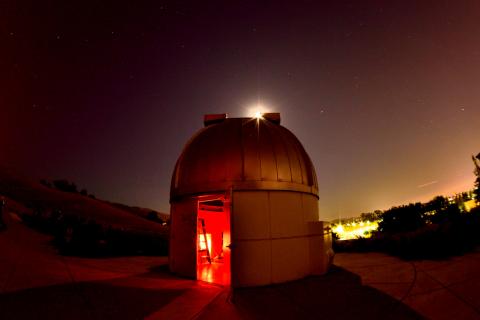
[247, 103, 269, 119]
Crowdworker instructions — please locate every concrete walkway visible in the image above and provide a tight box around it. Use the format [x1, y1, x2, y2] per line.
[195, 265, 422, 319]
[0, 211, 222, 320]
[2, 208, 479, 319]
[335, 251, 480, 320]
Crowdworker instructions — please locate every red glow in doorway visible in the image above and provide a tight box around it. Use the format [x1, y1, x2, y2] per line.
[197, 195, 231, 286]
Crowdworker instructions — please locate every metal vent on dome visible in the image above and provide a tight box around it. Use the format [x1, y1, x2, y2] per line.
[204, 114, 227, 126]
[262, 113, 281, 124]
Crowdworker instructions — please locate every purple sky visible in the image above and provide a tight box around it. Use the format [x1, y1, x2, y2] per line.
[2, 1, 480, 220]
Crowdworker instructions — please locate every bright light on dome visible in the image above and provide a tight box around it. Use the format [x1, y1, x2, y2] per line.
[247, 103, 269, 119]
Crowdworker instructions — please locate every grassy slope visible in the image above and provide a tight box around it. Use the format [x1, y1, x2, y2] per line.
[0, 166, 168, 235]
[107, 202, 170, 222]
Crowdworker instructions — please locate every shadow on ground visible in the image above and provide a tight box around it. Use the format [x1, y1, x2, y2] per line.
[0, 265, 424, 320]
[0, 275, 184, 320]
[198, 266, 424, 320]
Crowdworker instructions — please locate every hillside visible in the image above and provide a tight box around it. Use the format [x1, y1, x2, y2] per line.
[107, 201, 170, 223]
[0, 166, 168, 234]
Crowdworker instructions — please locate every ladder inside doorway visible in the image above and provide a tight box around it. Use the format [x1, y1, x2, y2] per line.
[198, 218, 211, 264]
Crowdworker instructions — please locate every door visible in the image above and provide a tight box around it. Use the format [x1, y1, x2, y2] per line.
[196, 194, 231, 285]
[169, 197, 198, 278]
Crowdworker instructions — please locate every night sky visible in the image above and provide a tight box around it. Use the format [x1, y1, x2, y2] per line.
[2, 1, 480, 220]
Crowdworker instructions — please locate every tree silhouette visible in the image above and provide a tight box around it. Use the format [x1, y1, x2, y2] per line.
[424, 196, 448, 212]
[52, 179, 78, 193]
[378, 202, 425, 233]
[473, 153, 480, 203]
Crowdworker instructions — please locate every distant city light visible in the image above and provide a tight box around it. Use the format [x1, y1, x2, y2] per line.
[332, 220, 379, 240]
[335, 224, 344, 233]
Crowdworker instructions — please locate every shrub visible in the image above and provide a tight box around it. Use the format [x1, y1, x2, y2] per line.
[52, 179, 78, 193]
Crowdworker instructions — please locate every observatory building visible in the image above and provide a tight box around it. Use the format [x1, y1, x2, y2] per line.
[169, 113, 333, 287]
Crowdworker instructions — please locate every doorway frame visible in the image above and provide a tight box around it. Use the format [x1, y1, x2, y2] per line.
[196, 192, 232, 286]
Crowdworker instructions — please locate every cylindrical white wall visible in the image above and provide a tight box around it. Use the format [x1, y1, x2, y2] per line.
[231, 190, 331, 287]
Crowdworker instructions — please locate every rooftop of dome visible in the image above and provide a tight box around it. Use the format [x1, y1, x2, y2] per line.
[170, 113, 318, 201]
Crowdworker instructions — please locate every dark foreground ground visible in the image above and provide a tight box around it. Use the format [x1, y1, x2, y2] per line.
[1, 210, 479, 319]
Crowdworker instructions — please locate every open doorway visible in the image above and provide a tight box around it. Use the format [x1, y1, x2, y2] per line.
[197, 195, 231, 286]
